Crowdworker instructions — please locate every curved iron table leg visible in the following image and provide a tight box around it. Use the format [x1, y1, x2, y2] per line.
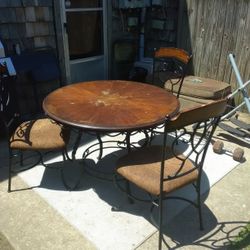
[126, 132, 131, 152]
[96, 133, 103, 160]
[72, 129, 82, 160]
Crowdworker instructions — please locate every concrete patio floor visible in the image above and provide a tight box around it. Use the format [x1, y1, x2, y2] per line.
[0, 113, 249, 250]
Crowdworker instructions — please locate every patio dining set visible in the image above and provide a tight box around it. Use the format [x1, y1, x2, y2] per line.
[0, 48, 232, 250]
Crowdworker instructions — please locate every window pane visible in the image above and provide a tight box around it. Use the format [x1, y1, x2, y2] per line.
[66, 11, 103, 59]
[65, 0, 102, 8]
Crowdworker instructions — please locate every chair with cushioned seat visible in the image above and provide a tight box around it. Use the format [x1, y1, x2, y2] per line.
[152, 47, 191, 98]
[114, 98, 228, 250]
[0, 62, 70, 192]
[149, 47, 192, 140]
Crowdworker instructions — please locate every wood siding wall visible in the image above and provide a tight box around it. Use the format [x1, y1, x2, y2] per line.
[0, 0, 55, 54]
[178, 0, 250, 106]
[1, 0, 249, 110]
[0, 0, 58, 117]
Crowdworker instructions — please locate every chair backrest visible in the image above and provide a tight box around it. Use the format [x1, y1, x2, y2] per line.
[0, 62, 20, 138]
[161, 98, 228, 183]
[152, 47, 191, 98]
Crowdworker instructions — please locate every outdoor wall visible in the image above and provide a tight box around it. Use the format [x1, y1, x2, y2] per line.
[0, 0, 55, 54]
[178, 0, 250, 106]
[0, 0, 59, 118]
[1, 0, 249, 113]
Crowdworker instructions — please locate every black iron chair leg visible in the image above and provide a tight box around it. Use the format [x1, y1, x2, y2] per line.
[8, 151, 13, 192]
[158, 195, 164, 250]
[97, 133, 103, 160]
[197, 187, 204, 230]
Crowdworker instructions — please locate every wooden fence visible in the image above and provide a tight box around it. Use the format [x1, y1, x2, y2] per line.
[178, 0, 250, 108]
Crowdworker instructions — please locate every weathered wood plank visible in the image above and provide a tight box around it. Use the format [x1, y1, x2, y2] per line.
[190, 0, 205, 76]
[217, 0, 236, 82]
[228, 0, 249, 94]
[178, 0, 250, 110]
[230, 0, 250, 108]
[209, 0, 227, 79]
[198, 0, 217, 78]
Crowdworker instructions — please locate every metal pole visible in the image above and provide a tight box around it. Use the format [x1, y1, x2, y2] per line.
[229, 53, 250, 113]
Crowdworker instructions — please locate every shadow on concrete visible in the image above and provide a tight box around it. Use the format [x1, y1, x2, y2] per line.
[2, 131, 212, 231]
[163, 202, 249, 249]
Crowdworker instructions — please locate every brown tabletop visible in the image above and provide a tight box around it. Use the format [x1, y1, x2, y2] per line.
[43, 80, 180, 132]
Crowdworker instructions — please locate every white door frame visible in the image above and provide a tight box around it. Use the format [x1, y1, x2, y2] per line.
[54, 0, 109, 84]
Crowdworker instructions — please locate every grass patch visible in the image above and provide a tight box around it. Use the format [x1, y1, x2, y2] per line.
[229, 223, 250, 249]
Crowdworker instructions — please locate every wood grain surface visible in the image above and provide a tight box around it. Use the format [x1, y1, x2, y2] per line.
[43, 80, 180, 132]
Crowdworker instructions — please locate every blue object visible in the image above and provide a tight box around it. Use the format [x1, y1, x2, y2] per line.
[11, 49, 60, 82]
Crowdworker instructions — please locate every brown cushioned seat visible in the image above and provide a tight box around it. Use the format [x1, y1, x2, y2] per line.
[117, 146, 198, 196]
[165, 76, 231, 100]
[10, 118, 70, 150]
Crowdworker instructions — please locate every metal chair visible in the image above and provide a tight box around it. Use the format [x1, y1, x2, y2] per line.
[152, 47, 191, 98]
[149, 47, 191, 142]
[0, 62, 71, 192]
[114, 98, 228, 250]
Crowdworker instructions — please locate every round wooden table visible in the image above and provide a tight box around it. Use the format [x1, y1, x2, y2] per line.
[43, 80, 180, 132]
[43, 80, 180, 182]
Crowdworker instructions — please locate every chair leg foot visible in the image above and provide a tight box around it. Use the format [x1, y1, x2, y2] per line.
[111, 200, 134, 212]
[111, 205, 122, 212]
[8, 175, 11, 192]
[158, 195, 164, 250]
[197, 192, 204, 230]
[158, 232, 163, 250]
[8, 155, 12, 193]
[8, 175, 12, 192]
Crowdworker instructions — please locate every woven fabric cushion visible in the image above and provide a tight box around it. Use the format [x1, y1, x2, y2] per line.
[116, 146, 198, 196]
[10, 118, 70, 150]
[164, 76, 231, 99]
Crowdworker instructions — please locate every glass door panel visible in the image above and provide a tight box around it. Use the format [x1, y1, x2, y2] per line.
[66, 11, 103, 59]
[64, 0, 107, 83]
